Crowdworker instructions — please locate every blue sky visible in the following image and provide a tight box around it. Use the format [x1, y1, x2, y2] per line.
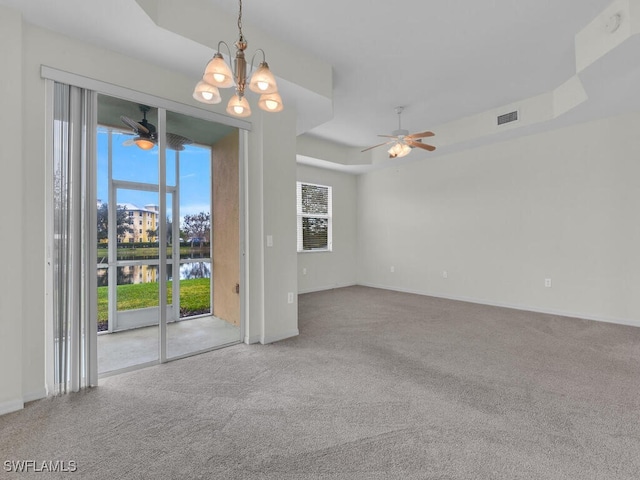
[97, 129, 211, 221]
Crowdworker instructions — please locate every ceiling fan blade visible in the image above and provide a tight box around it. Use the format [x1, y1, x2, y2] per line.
[407, 131, 435, 139]
[361, 141, 392, 153]
[166, 132, 193, 151]
[120, 115, 150, 134]
[377, 134, 399, 139]
[407, 139, 436, 152]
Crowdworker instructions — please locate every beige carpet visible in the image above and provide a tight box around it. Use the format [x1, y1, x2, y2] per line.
[2, 286, 640, 479]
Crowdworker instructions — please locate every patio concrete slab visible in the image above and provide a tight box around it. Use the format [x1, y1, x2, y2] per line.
[98, 315, 240, 374]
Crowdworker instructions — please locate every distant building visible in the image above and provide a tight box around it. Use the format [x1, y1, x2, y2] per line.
[119, 203, 159, 243]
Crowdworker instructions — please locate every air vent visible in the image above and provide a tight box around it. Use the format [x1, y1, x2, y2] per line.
[497, 110, 518, 125]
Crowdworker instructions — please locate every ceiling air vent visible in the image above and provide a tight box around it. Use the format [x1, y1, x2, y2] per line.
[497, 110, 518, 125]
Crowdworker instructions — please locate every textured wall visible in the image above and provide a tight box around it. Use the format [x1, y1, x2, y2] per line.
[213, 131, 240, 326]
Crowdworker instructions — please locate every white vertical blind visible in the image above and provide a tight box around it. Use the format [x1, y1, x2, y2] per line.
[51, 82, 98, 394]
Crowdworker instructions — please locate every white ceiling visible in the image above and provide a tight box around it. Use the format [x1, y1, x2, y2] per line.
[2, 0, 638, 158]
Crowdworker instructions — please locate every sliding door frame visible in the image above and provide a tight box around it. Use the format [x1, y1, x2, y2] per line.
[43, 66, 249, 387]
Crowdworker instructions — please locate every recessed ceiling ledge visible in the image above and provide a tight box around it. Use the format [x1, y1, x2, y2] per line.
[135, 0, 333, 134]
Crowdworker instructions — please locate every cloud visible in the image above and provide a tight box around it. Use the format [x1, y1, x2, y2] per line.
[179, 203, 211, 219]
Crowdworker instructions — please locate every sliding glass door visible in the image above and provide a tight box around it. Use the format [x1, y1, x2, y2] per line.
[95, 95, 242, 375]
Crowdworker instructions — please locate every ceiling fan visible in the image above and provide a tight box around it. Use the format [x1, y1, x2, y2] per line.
[120, 105, 193, 151]
[361, 107, 435, 158]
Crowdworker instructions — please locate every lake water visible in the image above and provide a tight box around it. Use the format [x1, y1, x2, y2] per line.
[97, 261, 210, 287]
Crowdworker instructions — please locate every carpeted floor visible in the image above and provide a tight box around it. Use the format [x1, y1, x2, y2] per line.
[2, 286, 640, 479]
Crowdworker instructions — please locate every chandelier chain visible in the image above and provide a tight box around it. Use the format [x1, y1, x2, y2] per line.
[237, 0, 243, 38]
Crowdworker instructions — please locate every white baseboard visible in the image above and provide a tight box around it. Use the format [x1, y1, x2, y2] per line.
[244, 334, 261, 345]
[245, 328, 300, 345]
[357, 282, 640, 328]
[23, 388, 47, 404]
[0, 398, 24, 416]
[298, 282, 356, 295]
[262, 329, 299, 344]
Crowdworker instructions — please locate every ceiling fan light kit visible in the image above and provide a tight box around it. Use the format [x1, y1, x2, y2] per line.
[133, 136, 155, 150]
[388, 142, 412, 158]
[193, 0, 283, 118]
[362, 106, 436, 159]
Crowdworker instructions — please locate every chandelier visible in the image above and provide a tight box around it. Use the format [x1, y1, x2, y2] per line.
[192, 0, 283, 118]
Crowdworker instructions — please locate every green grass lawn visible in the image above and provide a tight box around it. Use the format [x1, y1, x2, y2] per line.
[97, 278, 210, 329]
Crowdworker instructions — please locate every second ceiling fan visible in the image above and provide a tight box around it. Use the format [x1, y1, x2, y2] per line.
[362, 107, 436, 158]
[121, 105, 193, 151]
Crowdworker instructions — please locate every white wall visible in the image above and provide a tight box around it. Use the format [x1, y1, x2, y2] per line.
[2, 12, 300, 414]
[297, 165, 358, 293]
[260, 107, 299, 343]
[357, 112, 640, 326]
[0, 7, 24, 415]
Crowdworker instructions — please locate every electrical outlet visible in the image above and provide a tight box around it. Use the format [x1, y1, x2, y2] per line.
[443, 270, 448, 279]
[545, 278, 552, 288]
[287, 292, 294, 304]
[390, 266, 395, 273]
[302, 268, 307, 275]
[266, 235, 273, 247]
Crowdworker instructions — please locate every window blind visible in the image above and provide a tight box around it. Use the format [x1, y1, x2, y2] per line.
[297, 182, 332, 252]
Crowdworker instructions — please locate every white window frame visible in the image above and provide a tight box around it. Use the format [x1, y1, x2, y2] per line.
[296, 181, 332, 253]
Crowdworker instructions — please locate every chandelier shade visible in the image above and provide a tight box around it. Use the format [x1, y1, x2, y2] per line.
[203, 53, 235, 88]
[226, 94, 252, 118]
[193, 0, 283, 118]
[192, 80, 222, 104]
[249, 62, 278, 94]
[258, 92, 284, 112]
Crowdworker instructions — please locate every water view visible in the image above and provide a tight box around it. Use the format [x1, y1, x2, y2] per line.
[97, 261, 211, 287]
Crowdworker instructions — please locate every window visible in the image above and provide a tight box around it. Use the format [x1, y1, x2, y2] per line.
[297, 182, 332, 252]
